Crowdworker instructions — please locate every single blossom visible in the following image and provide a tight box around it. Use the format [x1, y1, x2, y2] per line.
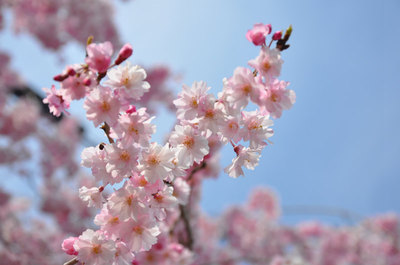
[86, 41, 113, 73]
[74, 229, 116, 265]
[83, 85, 121, 127]
[105, 62, 150, 101]
[248, 46, 283, 81]
[260, 79, 296, 119]
[42, 85, 70, 117]
[173, 81, 211, 121]
[169, 125, 209, 168]
[139, 143, 175, 183]
[246, 23, 272, 46]
[224, 145, 261, 178]
[79, 186, 103, 209]
[241, 110, 274, 148]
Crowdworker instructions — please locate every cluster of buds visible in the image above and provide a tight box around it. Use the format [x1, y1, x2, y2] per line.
[43, 23, 295, 265]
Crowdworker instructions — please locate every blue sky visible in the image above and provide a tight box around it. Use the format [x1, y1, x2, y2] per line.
[2, 0, 399, 224]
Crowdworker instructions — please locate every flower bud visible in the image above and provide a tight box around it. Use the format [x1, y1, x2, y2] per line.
[62, 237, 78, 255]
[115, 43, 133, 65]
[83, 77, 91, 86]
[272, 31, 282, 40]
[53, 74, 68, 82]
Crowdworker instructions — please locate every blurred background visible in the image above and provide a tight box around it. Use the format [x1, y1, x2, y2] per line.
[1, 0, 399, 225]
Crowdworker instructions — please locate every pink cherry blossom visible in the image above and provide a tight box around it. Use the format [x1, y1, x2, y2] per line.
[246, 23, 272, 46]
[248, 46, 283, 81]
[261, 79, 296, 119]
[241, 110, 274, 148]
[169, 125, 210, 168]
[86, 41, 113, 73]
[107, 182, 147, 221]
[139, 143, 175, 183]
[42, 85, 70, 117]
[173, 81, 211, 121]
[62, 237, 78, 256]
[83, 85, 121, 127]
[105, 143, 140, 179]
[105, 62, 150, 100]
[110, 108, 155, 148]
[118, 216, 161, 252]
[74, 229, 116, 265]
[224, 67, 263, 110]
[224, 145, 261, 178]
[79, 186, 104, 209]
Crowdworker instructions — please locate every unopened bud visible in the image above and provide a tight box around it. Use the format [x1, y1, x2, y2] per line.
[87, 35, 94, 46]
[83, 77, 91, 86]
[126, 105, 137, 114]
[66, 67, 76, 76]
[272, 30, 282, 40]
[99, 186, 104, 192]
[284, 25, 292, 41]
[53, 74, 68, 82]
[115, 43, 133, 65]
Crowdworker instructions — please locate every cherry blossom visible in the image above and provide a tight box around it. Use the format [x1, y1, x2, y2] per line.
[246, 23, 272, 46]
[42, 85, 70, 117]
[105, 62, 150, 101]
[74, 229, 116, 265]
[86, 41, 113, 73]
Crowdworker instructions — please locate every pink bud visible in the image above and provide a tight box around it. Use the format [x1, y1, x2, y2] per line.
[126, 105, 137, 114]
[66, 67, 76, 76]
[115, 43, 133, 65]
[53, 74, 68, 82]
[272, 31, 282, 40]
[62, 237, 78, 255]
[83, 77, 91, 86]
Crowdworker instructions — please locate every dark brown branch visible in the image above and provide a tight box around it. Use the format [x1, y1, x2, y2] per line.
[179, 204, 194, 250]
[101, 122, 114, 144]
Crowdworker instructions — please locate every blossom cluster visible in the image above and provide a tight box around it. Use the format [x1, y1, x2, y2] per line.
[41, 23, 296, 264]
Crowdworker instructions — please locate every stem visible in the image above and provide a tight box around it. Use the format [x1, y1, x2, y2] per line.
[179, 204, 194, 250]
[100, 122, 114, 144]
[63, 257, 78, 265]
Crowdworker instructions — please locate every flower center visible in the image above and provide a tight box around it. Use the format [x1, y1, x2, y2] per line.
[248, 121, 262, 130]
[263, 61, 271, 71]
[109, 216, 119, 225]
[154, 193, 164, 203]
[138, 176, 148, 186]
[120, 151, 130, 162]
[242, 84, 251, 94]
[101, 101, 111, 111]
[133, 226, 143, 234]
[191, 97, 198, 107]
[228, 121, 238, 131]
[147, 154, 160, 166]
[205, 109, 214, 119]
[92, 244, 102, 254]
[183, 136, 195, 149]
[270, 93, 278, 102]
[128, 124, 139, 135]
[126, 195, 133, 206]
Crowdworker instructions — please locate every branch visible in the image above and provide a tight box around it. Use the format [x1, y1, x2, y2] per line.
[100, 122, 115, 144]
[179, 204, 194, 250]
[63, 257, 78, 265]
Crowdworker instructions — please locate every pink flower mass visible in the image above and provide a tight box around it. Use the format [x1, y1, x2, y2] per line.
[1, 2, 398, 264]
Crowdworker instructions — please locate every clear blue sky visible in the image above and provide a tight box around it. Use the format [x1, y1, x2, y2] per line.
[1, 0, 399, 224]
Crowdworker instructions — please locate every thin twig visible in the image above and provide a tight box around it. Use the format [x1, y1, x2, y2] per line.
[100, 122, 114, 144]
[63, 257, 78, 265]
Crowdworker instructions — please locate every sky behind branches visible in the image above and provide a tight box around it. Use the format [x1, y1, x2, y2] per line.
[1, 0, 399, 224]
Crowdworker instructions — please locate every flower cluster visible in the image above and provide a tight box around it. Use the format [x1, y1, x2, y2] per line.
[42, 23, 296, 265]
